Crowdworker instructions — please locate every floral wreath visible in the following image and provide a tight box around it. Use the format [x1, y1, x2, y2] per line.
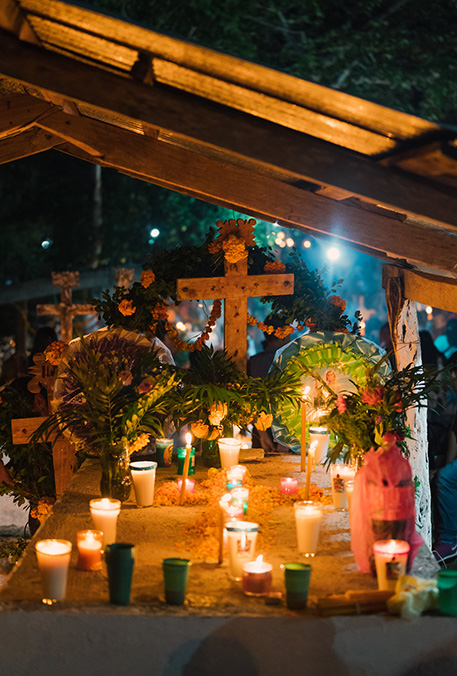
[94, 218, 360, 351]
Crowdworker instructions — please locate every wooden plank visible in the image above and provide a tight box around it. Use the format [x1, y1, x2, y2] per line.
[36, 112, 457, 276]
[383, 266, 457, 313]
[0, 127, 62, 163]
[1, 31, 457, 230]
[18, 0, 439, 140]
[11, 416, 48, 444]
[177, 273, 294, 300]
[0, 92, 54, 138]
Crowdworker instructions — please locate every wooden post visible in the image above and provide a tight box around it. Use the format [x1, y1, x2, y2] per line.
[382, 265, 431, 548]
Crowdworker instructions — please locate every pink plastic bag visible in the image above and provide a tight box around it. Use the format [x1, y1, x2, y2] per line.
[351, 444, 423, 574]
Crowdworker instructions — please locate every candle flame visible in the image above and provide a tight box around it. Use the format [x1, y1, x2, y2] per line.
[302, 386, 310, 397]
[240, 532, 247, 549]
[256, 555, 263, 564]
[185, 432, 192, 447]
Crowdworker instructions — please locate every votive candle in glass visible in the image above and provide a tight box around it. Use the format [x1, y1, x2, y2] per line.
[242, 555, 273, 596]
[77, 530, 103, 571]
[226, 521, 258, 580]
[35, 539, 72, 604]
[177, 478, 195, 494]
[308, 426, 330, 465]
[90, 498, 121, 548]
[345, 480, 355, 512]
[280, 477, 298, 495]
[130, 460, 157, 507]
[230, 486, 249, 514]
[373, 539, 410, 591]
[177, 446, 196, 475]
[330, 464, 356, 511]
[218, 438, 241, 469]
[294, 501, 323, 557]
[227, 465, 247, 484]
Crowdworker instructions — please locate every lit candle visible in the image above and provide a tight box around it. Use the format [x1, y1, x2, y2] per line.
[373, 539, 410, 591]
[130, 460, 157, 507]
[35, 539, 72, 604]
[304, 440, 316, 500]
[345, 479, 354, 512]
[177, 478, 195, 494]
[280, 477, 298, 495]
[226, 521, 259, 580]
[330, 464, 356, 511]
[308, 426, 330, 465]
[294, 501, 323, 557]
[226, 466, 245, 491]
[218, 438, 241, 469]
[77, 530, 103, 571]
[242, 555, 273, 596]
[179, 433, 193, 506]
[300, 386, 310, 472]
[89, 498, 121, 548]
[218, 494, 244, 563]
[230, 486, 249, 514]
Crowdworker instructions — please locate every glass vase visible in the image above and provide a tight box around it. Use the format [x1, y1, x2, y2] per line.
[100, 449, 131, 502]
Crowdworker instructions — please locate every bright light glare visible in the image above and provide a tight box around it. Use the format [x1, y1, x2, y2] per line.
[41, 239, 53, 249]
[150, 228, 160, 238]
[176, 321, 186, 331]
[425, 306, 433, 315]
[303, 240, 311, 248]
[277, 231, 285, 239]
[286, 238, 294, 247]
[326, 246, 340, 261]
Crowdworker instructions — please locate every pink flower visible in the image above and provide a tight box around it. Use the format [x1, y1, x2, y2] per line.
[119, 370, 133, 386]
[361, 387, 384, 406]
[138, 379, 153, 394]
[336, 396, 347, 413]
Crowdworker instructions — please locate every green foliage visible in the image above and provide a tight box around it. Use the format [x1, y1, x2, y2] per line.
[0, 381, 55, 506]
[0, 538, 28, 564]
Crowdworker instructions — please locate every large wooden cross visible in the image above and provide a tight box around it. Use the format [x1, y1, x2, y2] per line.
[177, 221, 294, 371]
[36, 271, 97, 344]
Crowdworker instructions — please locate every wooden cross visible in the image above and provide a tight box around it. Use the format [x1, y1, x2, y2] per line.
[177, 220, 294, 371]
[36, 271, 98, 344]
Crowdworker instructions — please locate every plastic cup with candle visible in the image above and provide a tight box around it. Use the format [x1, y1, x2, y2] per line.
[130, 460, 157, 507]
[280, 477, 298, 495]
[163, 557, 191, 605]
[294, 501, 323, 557]
[218, 438, 241, 469]
[308, 426, 330, 465]
[77, 530, 103, 571]
[155, 438, 174, 467]
[345, 479, 355, 512]
[373, 539, 410, 591]
[89, 498, 121, 548]
[177, 478, 195, 493]
[242, 555, 273, 596]
[105, 543, 135, 605]
[282, 562, 312, 610]
[227, 465, 247, 483]
[35, 539, 72, 604]
[226, 521, 258, 580]
[330, 463, 356, 511]
[230, 486, 249, 514]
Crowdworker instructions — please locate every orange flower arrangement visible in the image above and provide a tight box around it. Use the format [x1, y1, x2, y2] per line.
[140, 270, 155, 288]
[44, 340, 67, 366]
[119, 299, 136, 316]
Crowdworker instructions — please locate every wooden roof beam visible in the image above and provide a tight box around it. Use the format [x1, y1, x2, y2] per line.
[383, 266, 457, 313]
[35, 110, 457, 276]
[0, 126, 62, 163]
[1, 30, 457, 230]
[0, 92, 56, 138]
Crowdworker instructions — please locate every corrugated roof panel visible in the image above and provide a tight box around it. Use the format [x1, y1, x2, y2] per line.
[28, 15, 137, 71]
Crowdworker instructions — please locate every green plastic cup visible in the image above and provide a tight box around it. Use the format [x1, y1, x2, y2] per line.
[105, 543, 135, 606]
[283, 562, 312, 610]
[437, 570, 457, 616]
[163, 557, 191, 605]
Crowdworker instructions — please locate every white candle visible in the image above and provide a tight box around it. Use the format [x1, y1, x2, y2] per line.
[294, 501, 323, 557]
[330, 464, 356, 510]
[373, 539, 410, 591]
[308, 426, 330, 465]
[177, 478, 195, 493]
[90, 498, 121, 548]
[35, 539, 72, 603]
[218, 438, 241, 469]
[281, 477, 298, 495]
[345, 479, 354, 512]
[242, 555, 273, 596]
[130, 461, 157, 507]
[226, 521, 258, 580]
[77, 530, 103, 571]
[230, 486, 249, 514]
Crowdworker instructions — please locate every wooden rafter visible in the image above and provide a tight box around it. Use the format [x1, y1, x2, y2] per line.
[0, 126, 62, 163]
[0, 92, 55, 138]
[383, 266, 457, 313]
[1, 31, 457, 230]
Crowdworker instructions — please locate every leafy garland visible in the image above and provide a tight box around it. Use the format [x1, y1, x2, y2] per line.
[94, 218, 360, 351]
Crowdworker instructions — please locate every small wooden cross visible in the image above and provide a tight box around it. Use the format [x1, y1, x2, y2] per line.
[177, 220, 294, 371]
[36, 271, 98, 344]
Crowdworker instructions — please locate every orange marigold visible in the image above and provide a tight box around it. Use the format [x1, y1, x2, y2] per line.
[140, 270, 155, 288]
[328, 295, 347, 313]
[119, 299, 136, 316]
[191, 421, 210, 439]
[264, 260, 286, 273]
[128, 433, 150, 454]
[44, 340, 66, 366]
[222, 234, 248, 265]
[254, 411, 273, 431]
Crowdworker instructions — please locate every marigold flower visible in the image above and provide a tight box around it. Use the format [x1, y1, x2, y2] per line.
[361, 387, 384, 406]
[128, 433, 150, 454]
[140, 270, 155, 288]
[208, 401, 228, 426]
[328, 295, 347, 313]
[44, 340, 66, 366]
[264, 260, 286, 273]
[336, 395, 347, 414]
[254, 411, 273, 431]
[191, 420, 210, 439]
[119, 299, 136, 316]
[222, 234, 248, 265]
